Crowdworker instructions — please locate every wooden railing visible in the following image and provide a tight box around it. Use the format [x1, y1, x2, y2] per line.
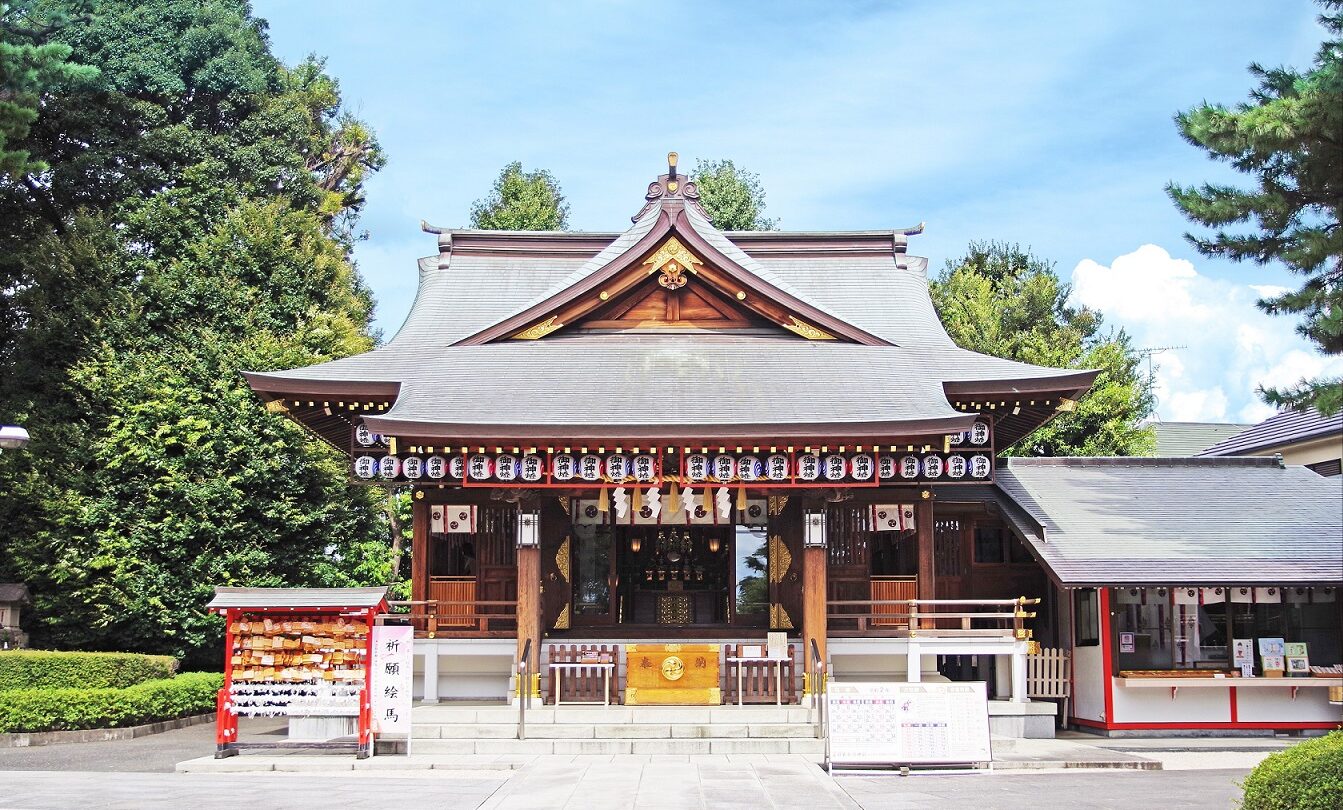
[827, 597, 1040, 638]
[383, 599, 517, 637]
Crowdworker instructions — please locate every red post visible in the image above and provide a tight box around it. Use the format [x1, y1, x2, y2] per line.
[359, 607, 376, 758]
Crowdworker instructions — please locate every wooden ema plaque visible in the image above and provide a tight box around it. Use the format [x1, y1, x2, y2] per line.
[624, 644, 721, 705]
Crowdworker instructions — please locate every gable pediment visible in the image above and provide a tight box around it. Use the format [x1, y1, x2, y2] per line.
[455, 195, 890, 346]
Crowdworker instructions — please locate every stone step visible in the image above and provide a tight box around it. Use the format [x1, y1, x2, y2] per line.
[410, 737, 826, 756]
[411, 705, 813, 725]
[411, 722, 817, 740]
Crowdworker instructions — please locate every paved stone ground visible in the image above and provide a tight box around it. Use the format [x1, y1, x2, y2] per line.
[478, 757, 857, 809]
[0, 718, 281, 773]
[0, 771, 510, 809]
[835, 768, 1251, 809]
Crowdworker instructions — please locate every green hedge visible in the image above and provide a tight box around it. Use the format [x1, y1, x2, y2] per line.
[0, 650, 178, 691]
[1240, 730, 1343, 810]
[0, 672, 221, 733]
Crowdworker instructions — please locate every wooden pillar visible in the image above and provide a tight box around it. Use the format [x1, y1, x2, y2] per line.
[410, 493, 429, 611]
[516, 539, 542, 674]
[917, 496, 936, 602]
[802, 500, 828, 675]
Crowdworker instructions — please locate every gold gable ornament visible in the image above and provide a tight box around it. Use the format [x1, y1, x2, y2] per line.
[643, 237, 702, 291]
[781, 316, 834, 341]
[514, 316, 562, 340]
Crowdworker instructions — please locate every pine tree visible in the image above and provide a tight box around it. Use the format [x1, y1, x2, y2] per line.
[1168, 1, 1343, 415]
[469, 161, 569, 230]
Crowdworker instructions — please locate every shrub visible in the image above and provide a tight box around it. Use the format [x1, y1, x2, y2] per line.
[1240, 730, 1343, 810]
[0, 672, 222, 733]
[0, 651, 177, 691]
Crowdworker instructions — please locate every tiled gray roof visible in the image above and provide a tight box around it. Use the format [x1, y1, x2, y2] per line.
[0, 584, 30, 603]
[207, 587, 389, 610]
[1198, 409, 1343, 456]
[246, 175, 1095, 434]
[993, 457, 1343, 586]
[1150, 422, 1252, 457]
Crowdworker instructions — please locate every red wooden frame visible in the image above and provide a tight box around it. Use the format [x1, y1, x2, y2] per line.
[210, 601, 388, 759]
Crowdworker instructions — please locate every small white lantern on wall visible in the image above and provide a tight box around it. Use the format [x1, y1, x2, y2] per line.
[804, 508, 828, 548]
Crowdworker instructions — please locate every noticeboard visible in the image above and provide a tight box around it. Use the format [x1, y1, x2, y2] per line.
[826, 681, 992, 769]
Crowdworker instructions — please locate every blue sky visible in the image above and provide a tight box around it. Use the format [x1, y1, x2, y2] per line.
[254, 0, 1340, 425]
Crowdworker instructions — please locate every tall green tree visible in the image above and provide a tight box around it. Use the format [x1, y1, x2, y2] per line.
[0, 0, 391, 662]
[692, 158, 777, 230]
[932, 242, 1155, 457]
[1168, 0, 1343, 415]
[0, 1, 97, 177]
[469, 161, 568, 230]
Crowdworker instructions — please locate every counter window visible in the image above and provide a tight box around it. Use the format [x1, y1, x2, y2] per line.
[1113, 587, 1340, 672]
[1073, 588, 1099, 647]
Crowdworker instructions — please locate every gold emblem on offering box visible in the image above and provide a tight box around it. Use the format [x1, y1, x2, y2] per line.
[660, 655, 686, 681]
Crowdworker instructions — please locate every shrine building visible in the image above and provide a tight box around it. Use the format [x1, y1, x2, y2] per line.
[246, 155, 1342, 738]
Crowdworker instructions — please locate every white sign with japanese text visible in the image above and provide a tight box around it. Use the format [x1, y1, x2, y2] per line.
[826, 681, 991, 769]
[371, 625, 413, 744]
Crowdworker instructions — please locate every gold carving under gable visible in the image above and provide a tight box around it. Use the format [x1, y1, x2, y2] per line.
[770, 603, 795, 630]
[767, 495, 790, 517]
[643, 237, 702, 284]
[556, 496, 571, 515]
[556, 535, 571, 583]
[782, 316, 834, 341]
[768, 534, 791, 584]
[514, 316, 562, 340]
[554, 603, 570, 630]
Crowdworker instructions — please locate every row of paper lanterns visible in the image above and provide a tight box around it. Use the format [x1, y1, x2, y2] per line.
[354, 451, 993, 482]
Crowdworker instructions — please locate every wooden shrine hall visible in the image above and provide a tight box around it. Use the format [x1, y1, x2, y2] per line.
[244, 155, 1342, 737]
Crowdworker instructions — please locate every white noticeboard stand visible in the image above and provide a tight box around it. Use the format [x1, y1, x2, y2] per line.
[825, 681, 993, 773]
[371, 625, 414, 755]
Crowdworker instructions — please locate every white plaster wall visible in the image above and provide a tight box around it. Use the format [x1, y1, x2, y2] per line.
[1072, 643, 1106, 722]
[1112, 684, 1232, 723]
[1236, 686, 1341, 723]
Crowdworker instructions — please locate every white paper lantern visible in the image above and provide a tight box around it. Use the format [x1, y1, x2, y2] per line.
[448, 456, 465, 479]
[922, 455, 944, 478]
[797, 453, 821, 481]
[354, 456, 377, 479]
[712, 454, 735, 481]
[970, 421, 990, 445]
[899, 455, 920, 479]
[849, 454, 874, 481]
[401, 456, 424, 479]
[633, 454, 657, 482]
[737, 455, 762, 481]
[378, 456, 400, 479]
[877, 455, 897, 479]
[579, 454, 602, 481]
[686, 454, 709, 481]
[495, 454, 518, 481]
[605, 454, 629, 481]
[426, 456, 447, 479]
[520, 454, 544, 482]
[949, 431, 965, 446]
[823, 454, 847, 481]
[355, 424, 377, 447]
[468, 454, 493, 480]
[765, 454, 789, 481]
[946, 455, 967, 479]
[552, 453, 576, 481]
[970, 454, 992, 479]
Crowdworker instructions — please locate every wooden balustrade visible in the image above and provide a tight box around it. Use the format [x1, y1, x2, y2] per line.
[826, 596, 1040, 638]
[383, 598, 517, 637]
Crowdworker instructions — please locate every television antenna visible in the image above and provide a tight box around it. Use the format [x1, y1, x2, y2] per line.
[1136, 346, 1186, 418]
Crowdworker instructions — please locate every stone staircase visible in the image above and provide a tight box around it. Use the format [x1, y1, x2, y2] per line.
[410, 704, 825, 756]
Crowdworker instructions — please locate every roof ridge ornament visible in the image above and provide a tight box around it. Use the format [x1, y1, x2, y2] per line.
[631, 151, 709, 223]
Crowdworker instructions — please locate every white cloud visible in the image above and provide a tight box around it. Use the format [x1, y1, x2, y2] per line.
[1070, 244, 1343, 423]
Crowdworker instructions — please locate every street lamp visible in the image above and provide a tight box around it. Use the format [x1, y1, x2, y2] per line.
[0, 426, 30, 451]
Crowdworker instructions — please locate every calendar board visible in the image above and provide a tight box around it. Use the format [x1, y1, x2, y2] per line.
[826, 681, 992, 769]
